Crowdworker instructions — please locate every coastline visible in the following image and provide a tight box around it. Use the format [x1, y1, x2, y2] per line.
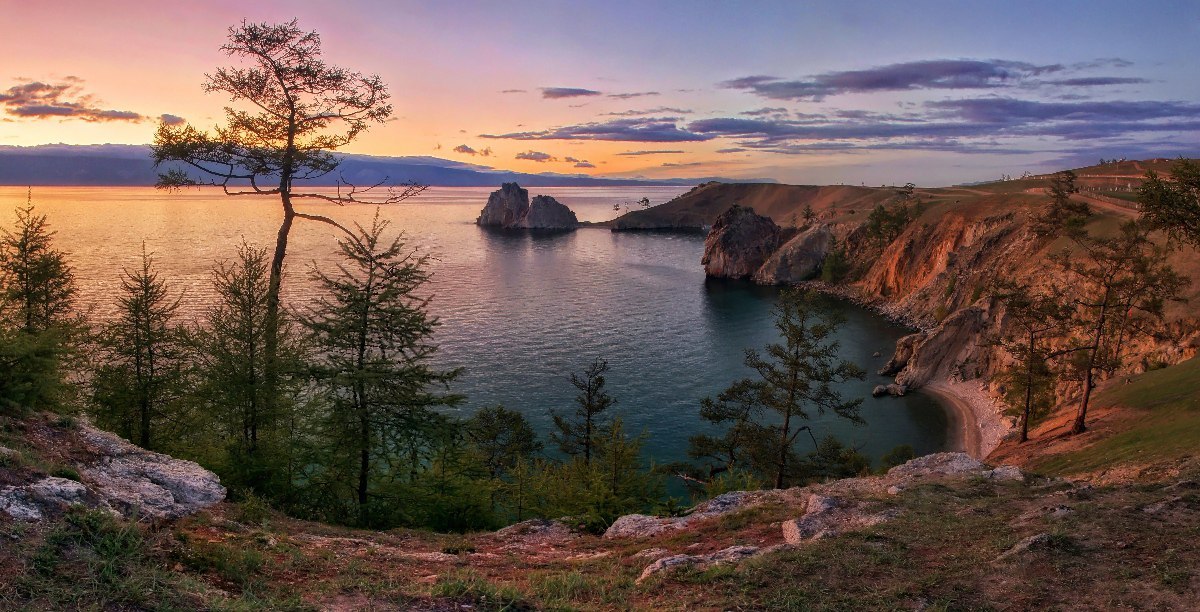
[920, 379, 1010, 460]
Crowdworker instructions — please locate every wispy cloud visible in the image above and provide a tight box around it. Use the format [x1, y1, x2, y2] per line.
[540, 87, 602, 99]
[0, 78, 143, 122]
[721, 59, 1071, 101]
[602, 107, 693, 117]
[616, 149, 686, 156]
[481, 117, 712, 142]
[515, 150, 557, 162]
[159, 113, 185, 126]
[574, 161, 596, 168]
[608, 91, 660, 99]
[453, 144, 493, 156]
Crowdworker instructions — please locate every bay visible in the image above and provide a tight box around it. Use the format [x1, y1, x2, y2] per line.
[4, 185, 948, 467]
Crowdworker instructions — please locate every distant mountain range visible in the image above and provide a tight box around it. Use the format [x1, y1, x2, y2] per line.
[0, 144, 771, 188]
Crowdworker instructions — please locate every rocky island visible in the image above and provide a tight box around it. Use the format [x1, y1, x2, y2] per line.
[476, 182, 579, 230]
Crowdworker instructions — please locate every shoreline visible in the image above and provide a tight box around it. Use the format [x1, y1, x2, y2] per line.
[920, 379, 1009, 460]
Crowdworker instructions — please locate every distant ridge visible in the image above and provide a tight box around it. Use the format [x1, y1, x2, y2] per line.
[0, 144, 775, 188]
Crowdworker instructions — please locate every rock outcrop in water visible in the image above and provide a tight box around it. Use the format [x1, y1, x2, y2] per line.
[514, 195, 579, 229]
[753, 224, 832, 284]
[701, 205, 782, 279]
[476, 182, 578, 230]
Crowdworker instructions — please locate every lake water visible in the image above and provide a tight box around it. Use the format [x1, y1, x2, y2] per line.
[3, 185, 948, 468]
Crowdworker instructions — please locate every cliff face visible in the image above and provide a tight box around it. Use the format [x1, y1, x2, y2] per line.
[477, 183, 578, 230]
[690, 171, 1200, 444]
[701, 205, 782, 279]
[514, 195, 579, 229]
[753, 225, 832, 284]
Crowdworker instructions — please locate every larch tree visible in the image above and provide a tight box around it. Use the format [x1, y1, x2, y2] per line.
[1139, 158, 1200, 248]
[151, 20, 423, 423]
[0, 198, 77, 414]
[710, 288, 865, 489]
[550, 358, 616, 467]
[302, 212, 461, 527]
[989, 279, 1070, 442]
[1054, 221, 1189, 434]
[92, 247, 191, 450]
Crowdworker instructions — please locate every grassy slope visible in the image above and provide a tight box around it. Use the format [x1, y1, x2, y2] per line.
[1030, 357, 1200, 476]
[4, 462, 1199, 610]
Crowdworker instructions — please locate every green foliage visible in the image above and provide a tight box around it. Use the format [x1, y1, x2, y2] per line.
[521, 419, 663, 533]
[550, 357, 616, 466]
[820, 238, 850, 283]
[1033, 170, 1090, 237]
[1138, 158, 1200, 248]
[0, 201, 78, 415]
[864, 200, 914, 246]
[191, 242, 302, 497]
[691, 289, 866, 489]
[90, 246, 192, 450]
[879, 444, 915, 470]
[300, 211, 462, 527]
[432, 570, 532, 611]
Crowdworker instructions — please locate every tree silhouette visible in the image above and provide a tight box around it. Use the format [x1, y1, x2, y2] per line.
[151, 20, 423, 418]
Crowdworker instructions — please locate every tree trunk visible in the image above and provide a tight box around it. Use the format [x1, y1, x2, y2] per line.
[1020, 331, 1035, 443]
[1072, 296, 1110, 435]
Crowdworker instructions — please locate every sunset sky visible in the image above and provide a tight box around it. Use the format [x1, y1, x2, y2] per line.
[2, 0, 1198, 185]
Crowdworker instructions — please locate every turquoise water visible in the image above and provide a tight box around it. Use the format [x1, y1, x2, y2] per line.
[8, 185, 948, 467]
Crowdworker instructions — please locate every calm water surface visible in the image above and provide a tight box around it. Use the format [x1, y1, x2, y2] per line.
[5, 186, 948, 466]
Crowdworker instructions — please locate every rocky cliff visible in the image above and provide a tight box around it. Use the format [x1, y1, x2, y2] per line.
[701, 205, 782, 279]
[689, 167, 1200, 458]
[476, 182, 578, 230]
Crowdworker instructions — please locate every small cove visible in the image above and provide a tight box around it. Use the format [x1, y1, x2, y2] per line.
[6, 185, 949, 467]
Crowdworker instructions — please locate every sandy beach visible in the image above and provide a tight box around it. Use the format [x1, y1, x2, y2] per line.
[921, 379, 1011, 459]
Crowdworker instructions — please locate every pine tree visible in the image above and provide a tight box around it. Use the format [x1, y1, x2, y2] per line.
[0, 198, 77, 414]
[989, 280, 1070, 442]
[1033, 170, 1090, 236]
[1138, 158, 1200, 248]
[550, 358, 615, 466]
[92, 246, 191, 450]
[1054, 222, 1188, 434]
[302, 211, 461, 526]
[704, 289, 865, 489]
[193, 242, 303, 494]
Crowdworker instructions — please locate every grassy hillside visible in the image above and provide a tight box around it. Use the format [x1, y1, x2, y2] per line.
[1030, 357, 1200, 476]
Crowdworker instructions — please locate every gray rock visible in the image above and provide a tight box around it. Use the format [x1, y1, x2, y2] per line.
[753, 224, 832, 284]
[0, 476, 96, 521]
[78, 424, 225, 520]
[476, 182, 530, 227]
[995, 533, 1055, 561]
[701, 205, 782, 279]
[886, 452, 986, 480]
[513, 195, 578, 229]
[872, 384, 908, 397]
[476, 183, 579, 230]
[983, 465, 1025, 482]
[636, 545, 764, 584]
[604, 513, 676, 539]
[0, 487, 44, 520]
[494, 518, 576, 547]
[781, 494, 899, 544]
